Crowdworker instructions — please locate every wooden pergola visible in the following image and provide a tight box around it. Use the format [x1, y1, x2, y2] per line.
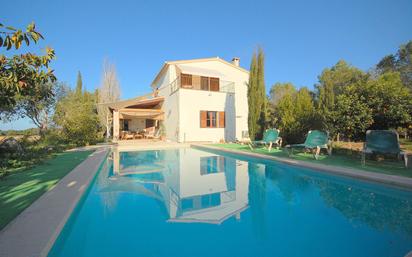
[118, 108, 164, 120]
[105, 95, 165, 141]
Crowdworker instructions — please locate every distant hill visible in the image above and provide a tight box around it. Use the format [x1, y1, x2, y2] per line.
[0, 128, 39, 136]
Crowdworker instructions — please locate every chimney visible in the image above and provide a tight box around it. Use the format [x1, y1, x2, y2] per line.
[232, 57, 240, 67]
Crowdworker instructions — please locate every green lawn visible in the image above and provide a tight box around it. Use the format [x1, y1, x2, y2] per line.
[0, 150, 93, 230]
[400, 138, 412, 153]
[212, 144, 412, 178]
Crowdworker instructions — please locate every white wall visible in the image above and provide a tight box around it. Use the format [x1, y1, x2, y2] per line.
[183, 60, 249, 141]
[178, 89, 236, 142]
[163, 148, 249, 222]
[178, 149, 227, 198]
[156, 65, 180, 141]
[155, 58, 249, 142]
[175, 59, 249, 142]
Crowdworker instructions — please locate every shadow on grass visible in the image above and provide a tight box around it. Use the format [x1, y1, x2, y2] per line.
[0, 150, 93, 230]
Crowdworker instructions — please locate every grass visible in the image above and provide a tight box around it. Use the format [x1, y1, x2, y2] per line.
[400, 138, 412, 152]
[0, 150, 93, 230]
[212, 143, 412, 178]
[0, 135, 78, 179]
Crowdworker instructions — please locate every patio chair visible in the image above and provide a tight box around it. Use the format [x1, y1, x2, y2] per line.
[133, 132, 143, 139]
[361, 130, 408, 167]
[152, 129, 161, 140]
[124, 131, 134, 140]
[144, 127, 156, 139]
[119, 131, 128, 140]
[249, 128, 282, 152]
[145, 128, 161, 140]
[286, 130, 332, 160]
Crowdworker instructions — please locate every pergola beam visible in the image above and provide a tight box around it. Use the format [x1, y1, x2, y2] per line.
[119, 108, 162, 113]
[119, 113, 164, 120]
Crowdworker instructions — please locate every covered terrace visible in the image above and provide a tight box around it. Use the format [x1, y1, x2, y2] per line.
[106, 94, 165, 141]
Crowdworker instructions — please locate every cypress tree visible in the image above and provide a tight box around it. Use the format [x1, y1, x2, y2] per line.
[248, 52, 258, 140]
[248, 48, 267, 140]
[256, 47, 267, 138]
[75, 71, 83, 95]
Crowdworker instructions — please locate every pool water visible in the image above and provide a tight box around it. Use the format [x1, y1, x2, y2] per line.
[48, 147, 412, 257]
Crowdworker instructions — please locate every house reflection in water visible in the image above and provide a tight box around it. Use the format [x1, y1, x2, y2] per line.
[109, 147, 249, 224]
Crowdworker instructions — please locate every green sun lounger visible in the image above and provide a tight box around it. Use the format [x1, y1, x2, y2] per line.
[249, 128, 282, 152]
[286, 130, 332, 160]
[361, 130, 408, 167]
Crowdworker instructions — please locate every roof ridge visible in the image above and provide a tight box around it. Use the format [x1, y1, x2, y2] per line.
[165, 56, 219, 64]
[151, 57, 249, 86]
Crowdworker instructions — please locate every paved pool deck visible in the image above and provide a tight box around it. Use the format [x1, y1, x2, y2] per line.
[192, 144, 412, 190]
[0, 147, 109, 257]
[115, 140, 191, 151]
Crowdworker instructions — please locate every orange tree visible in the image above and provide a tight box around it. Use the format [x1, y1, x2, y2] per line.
[0, 22, 56, 116]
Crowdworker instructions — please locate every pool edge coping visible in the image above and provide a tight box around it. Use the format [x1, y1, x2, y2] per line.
[0, 146, 110, 257]
[191, 144, 412, 190]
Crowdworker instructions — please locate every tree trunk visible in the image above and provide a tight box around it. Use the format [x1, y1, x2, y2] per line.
[39, 123, 47, 137]
[39, 110, 48, 138]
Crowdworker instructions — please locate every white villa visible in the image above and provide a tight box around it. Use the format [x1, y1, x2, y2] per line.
[107, 147, 250, 224]
[107, 57, 249, 143]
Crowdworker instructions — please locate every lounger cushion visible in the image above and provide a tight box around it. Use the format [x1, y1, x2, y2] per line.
[364, 130, 401, 155]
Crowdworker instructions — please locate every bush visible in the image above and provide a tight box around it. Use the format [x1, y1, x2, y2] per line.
[0, 133, 71, 179]
[53, 90, 101, 146]
[270, 85, 325, 144]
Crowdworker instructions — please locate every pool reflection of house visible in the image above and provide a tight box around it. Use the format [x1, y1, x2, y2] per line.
[110, 147, 249, 224]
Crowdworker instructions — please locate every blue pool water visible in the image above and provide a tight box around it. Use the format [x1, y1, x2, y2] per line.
[48, 147, 412, 257]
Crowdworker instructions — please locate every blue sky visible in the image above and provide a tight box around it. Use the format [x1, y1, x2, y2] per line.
[1, 0, 412, 130]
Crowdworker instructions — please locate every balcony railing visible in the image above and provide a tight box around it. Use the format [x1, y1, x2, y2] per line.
[169, 75, 235, 95]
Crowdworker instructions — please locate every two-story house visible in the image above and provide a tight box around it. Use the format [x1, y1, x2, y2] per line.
[108, 57, 249, 143]
[109, 147, 250, 224]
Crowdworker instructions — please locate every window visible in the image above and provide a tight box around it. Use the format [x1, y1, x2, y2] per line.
[201, 156, 219, 174]
[122, 120, 129, 131]
[200, 111, 225, 128]
[218, 112, 225, 128]
[200, 156, 226, 175]
[201, 193, 221, 208]
[181, 198, 193, 211]
[201, 76, 209, 90]
[181, 73, 192, 88]
[199, 76, 220, 92]
[180, 194, 221, 212]
[209, 77, 220, 91]
[146, 119, 155, 128]
[207, 111, 216, 128]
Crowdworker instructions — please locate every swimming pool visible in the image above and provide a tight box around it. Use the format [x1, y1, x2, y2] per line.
[48, 147, 412, 257]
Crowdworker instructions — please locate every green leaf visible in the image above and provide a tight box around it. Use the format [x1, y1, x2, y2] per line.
[26, 22, 34, 31]
[36, 32, 44, 40]
[0, 37, 3, 47]
[15, 39, 21, 50]
[30, 32, 38, 43]
[6, 36, 12, 50]
[23, 34, 30, 46]
[5, 26, 16, 31]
